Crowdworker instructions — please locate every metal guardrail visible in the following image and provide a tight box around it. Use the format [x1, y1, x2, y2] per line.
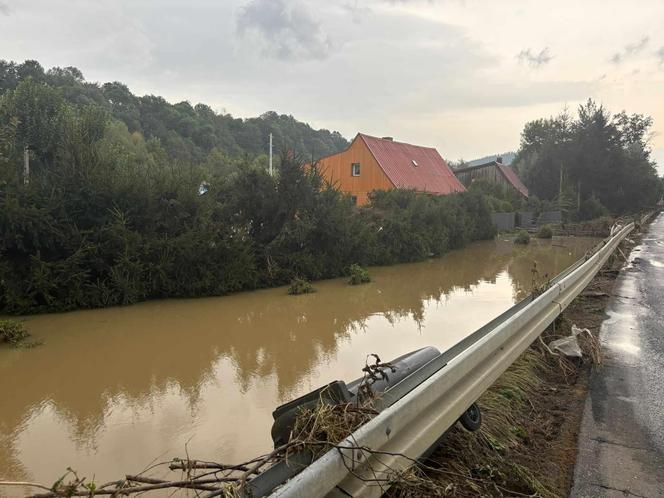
[640, 211, 657, 226]
[270, 222, 635, 498]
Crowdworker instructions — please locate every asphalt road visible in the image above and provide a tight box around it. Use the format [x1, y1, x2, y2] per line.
[571, 213, 664, 498]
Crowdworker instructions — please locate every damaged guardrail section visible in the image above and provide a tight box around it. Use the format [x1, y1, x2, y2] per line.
[271, 222, 635, 498]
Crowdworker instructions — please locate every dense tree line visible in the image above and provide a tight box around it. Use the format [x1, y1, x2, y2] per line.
[513, 100, 662, 216]
[0, 59, 348, 166]
[0, 66, 495, 314]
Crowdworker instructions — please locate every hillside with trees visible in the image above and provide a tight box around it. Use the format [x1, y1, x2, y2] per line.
[0, 59, 348, 167]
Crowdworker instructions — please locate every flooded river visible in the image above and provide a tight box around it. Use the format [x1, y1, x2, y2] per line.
[0, 236, 598, 493]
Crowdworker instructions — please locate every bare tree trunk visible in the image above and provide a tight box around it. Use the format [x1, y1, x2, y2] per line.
[23, 147, 29, 185]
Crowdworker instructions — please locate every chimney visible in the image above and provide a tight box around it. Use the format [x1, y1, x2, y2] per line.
[496, 156, 503, 164]
[382, 136, 393, 141]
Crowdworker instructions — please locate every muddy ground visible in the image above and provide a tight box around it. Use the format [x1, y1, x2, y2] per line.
[389, 229, 644, 498]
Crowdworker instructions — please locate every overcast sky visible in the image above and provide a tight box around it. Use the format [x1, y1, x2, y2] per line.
[1, 0, 664, 171]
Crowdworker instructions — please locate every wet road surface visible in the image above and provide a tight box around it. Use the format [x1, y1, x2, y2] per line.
[572, 213, 664, 497]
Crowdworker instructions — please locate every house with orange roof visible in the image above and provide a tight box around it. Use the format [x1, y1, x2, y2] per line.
[313, 133, 466, 206]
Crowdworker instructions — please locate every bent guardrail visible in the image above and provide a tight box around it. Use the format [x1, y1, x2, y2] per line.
[269, 222, 635, 498]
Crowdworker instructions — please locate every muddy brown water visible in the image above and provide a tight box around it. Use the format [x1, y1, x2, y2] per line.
[0, 236, 598, 494]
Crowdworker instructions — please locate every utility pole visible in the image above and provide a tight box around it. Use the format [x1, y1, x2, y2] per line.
[269, 133, 273, 176]
[23, 146, 29, 185]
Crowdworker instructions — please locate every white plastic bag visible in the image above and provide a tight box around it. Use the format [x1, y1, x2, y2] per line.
[548, 324, 591, 358]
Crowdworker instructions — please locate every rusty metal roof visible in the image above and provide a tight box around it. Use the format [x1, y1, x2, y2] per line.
[497, 164, 529, 198]
[359, 134, 466, 195]
[454, 160, 529, 198]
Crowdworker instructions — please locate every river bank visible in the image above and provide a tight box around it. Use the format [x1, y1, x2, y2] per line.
[389, 222, 648, 497]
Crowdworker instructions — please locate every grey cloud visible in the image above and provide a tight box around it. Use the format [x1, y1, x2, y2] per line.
[237, 0, 333, 61]
[407, 78, 594, 114]
[657, 46, 664, 65]
[0, 2, 11, 15]
[342, 2, 372, 24]
[517, 47, 553, 68]
[626, 36, 649, 54]
[611, 36, 649, 64]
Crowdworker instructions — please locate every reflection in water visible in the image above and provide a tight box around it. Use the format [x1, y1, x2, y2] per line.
[0, 237, 597, 493]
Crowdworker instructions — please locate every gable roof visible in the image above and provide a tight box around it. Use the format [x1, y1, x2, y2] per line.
[454, 160, 529, 198]
[496, 163, 529, 198]
[357, 134, 466, 195]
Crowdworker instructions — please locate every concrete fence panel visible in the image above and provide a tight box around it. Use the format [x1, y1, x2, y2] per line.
[491, 212, 516, 231]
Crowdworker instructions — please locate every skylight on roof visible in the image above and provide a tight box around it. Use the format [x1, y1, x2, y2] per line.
[412, 159, 418, 167]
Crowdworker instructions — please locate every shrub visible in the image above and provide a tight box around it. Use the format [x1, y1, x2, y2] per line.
[514, 230, 531, 245]
[536, 224, 553, 239]
[288, 277, 315, 295]
[0, 147, 496, 313]
[579, 195, 609, 221]
[0, 319, 29, 345]
[348, 264, 370, 285]
[365, 189, 496, 263]
[593, 216, 615, 237]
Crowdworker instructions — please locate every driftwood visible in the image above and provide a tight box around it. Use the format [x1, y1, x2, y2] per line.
[6, 444, 294, 498]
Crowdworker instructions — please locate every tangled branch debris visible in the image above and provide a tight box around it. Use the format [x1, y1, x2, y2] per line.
[0, 356, 402, 498]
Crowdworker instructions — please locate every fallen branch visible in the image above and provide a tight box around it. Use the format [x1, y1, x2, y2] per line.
[0, 482, 54, 493]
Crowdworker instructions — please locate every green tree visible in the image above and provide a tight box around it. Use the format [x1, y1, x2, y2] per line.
[514, 100, 661, 215]
[0, 78, 66, 169]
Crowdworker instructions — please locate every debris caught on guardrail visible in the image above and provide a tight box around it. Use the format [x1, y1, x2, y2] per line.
[359, 353, 396, 399]
[0, 355, 396, 498]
